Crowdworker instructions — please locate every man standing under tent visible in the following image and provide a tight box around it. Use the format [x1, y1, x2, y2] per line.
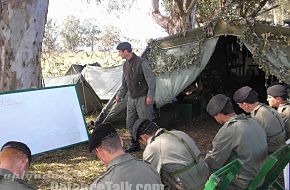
[266, 84, 290, 190]
[115, 42, 156, 153]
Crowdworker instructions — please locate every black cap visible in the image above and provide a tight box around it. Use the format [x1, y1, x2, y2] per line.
[233, 86, 253, 103]
[1, 141, 32, 164]
[116, 42, 132, 52]
[206, 94, 230, 116]
[88, 123, 117, 152]
[132, 119, 158, 141]
[267, 84, 288, 97]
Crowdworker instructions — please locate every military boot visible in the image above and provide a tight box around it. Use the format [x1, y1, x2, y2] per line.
[125, 137, 141, 153]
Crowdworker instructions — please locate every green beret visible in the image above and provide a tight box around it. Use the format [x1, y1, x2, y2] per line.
[88, 123, 117, 152]
[206, 94, 230, 116]
[1, 141, 32, 164]
[267, 84, 288, 97]
[233, 86, 253, 103]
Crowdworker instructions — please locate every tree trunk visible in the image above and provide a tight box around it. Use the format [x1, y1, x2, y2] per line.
[151, 0, 197, 35]
[0, 0, 48, 91]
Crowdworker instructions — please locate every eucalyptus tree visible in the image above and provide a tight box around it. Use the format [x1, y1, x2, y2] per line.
[90, 0, 287, 35]
[60, 15, 82, 52]
[151, 0, 284, 34]
[0, 0, 48, 91]
[80, 18, 101, 55]
[98, 25, 121, 51]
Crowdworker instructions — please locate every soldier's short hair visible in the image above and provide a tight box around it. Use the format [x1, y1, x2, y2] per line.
[0, 148, 29, 165]
[88, 122, 119, 152]
[1, 141, 31, 164]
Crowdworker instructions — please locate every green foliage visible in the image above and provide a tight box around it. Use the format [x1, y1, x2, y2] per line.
[41, 51, 124, 77]
[61, 15, 83, 52]
[42, 19, 67, 77]
[42, 18, 61, 54]
[160, 0, 173, 15]
[80, 18, 101, 55]
[196, 0, 222, 22]
[98, 25, 121, 51]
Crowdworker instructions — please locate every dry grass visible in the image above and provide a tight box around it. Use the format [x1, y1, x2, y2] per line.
[41, 50, 143, 77]
[28, 127, 132, 190]
[26, 113, 218, 190]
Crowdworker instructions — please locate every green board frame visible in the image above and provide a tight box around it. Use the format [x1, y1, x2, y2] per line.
[0, 85, 89, 156]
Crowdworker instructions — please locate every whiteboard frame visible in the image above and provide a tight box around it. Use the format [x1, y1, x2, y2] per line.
[0, 85, 89, 156]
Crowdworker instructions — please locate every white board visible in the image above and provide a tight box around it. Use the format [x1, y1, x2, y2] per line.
[0, 85, 88, 155]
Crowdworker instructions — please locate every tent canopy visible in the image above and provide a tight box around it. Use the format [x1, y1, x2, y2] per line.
[144, 19, 290, 107]
[43, 74, 103, 115]
[98, 19, 289, 123]
[81, 65, 123, 100]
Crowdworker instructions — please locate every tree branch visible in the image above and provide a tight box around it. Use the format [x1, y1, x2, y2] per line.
[151, 0, 159, 13]
[249, 0, 269, 18]
[152, 10, 174, 33]
[185, 0, 198, 16]
[173, 0, 185, 17]
[256, 4, 280, 16]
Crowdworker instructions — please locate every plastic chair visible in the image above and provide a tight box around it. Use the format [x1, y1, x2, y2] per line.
[204, 159, 243, 190]
[247, 144, 290, 190]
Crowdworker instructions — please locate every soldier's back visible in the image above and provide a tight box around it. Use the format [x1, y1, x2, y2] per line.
[278, 103, 290, 139]
[252, 104, 286, 152]
[90, 153, 162, 190]
[0, 177, 36, 190]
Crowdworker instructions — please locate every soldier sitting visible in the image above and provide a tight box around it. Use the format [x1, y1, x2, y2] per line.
[132, 119, 209, 190]
[205, 94, 268, 189]
[0, 141, 36, 190]
[88, 122, 163, 190]
[267, 84, 290, 140]
[233, 86, 286, 153]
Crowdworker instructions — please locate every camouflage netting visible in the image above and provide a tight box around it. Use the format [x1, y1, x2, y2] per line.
[144, 28, 206, 75]
[241, 21, 290, 83]
[144, 18, 290, 85]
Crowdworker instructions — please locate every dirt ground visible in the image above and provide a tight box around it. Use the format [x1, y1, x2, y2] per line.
[28, 112, 219, 190]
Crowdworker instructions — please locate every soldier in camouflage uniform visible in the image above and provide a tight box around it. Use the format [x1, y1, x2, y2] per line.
[233, 86, 286, 153]
[88, 123, 163, 190]
[205, 94, 268, 189]
[0, 141, 36, 190]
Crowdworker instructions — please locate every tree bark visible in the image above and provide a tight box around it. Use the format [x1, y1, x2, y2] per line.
[0, 0, 48, 91]
[151, 0, 198, 35]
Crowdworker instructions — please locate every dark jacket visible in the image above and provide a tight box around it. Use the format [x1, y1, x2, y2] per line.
[117, 53, 156, 99]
